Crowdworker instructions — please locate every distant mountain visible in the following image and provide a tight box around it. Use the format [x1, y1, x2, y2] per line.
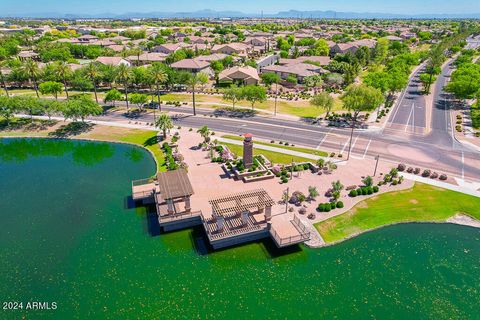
[2, 9, 480, 19]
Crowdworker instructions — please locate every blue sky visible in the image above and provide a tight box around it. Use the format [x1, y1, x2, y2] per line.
[1, 0, 479, 15]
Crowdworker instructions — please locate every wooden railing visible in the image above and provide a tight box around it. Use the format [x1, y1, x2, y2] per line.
[159, 210, 202, 222]
[270, 215, 310, 247]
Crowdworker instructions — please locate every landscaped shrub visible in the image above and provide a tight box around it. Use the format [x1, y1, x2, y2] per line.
[367, 187, 373, 195]
[317, 203, 325, 212]
[336, 201, 344, 208]
[439, 174, 448, 180]
[414, 167, 421, 175]
[373, 186, 379, 193]
[307, 213, 316, 220]
[330, 202, 337, 209]
[407, 167, 413, 173]
[324, 203, 331, 212]
[303, 163, 310, 170]
[281, 176, 289, 183]
[431, 172, 439, 179]
[390, 168, 399, 177]
[349, 189, 358, 197]
[361, 187, 368, 195]
[422, 169, 431, 177]
[356, 188, 363, 195]
[397, 163, 406, 171]
[392, 179, 398, 185]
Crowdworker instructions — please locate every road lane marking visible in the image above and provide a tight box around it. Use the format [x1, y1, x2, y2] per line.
[362, 136, 373, 159]
[317, 128, 333, 148]
[405, 102, 414, 132]
[351, 134, 360, 152]
[340, 139, 350, 154]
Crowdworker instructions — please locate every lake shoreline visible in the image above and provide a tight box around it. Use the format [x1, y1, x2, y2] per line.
[0, 127, 161, 171]
[311, 215, 480, 248]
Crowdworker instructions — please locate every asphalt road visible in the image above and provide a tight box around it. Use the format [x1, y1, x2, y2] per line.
[386, 64, 427, 135]
[92, 62, 480, 182]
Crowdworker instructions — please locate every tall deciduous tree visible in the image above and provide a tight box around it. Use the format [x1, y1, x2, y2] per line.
[39, 81, 63, 100]
[222, 84, 242, 110]
[310, 92, 334, 119]
[104, 88, 123, 107]
[341, 84, 384, 160]
[241, 85, 267, 111]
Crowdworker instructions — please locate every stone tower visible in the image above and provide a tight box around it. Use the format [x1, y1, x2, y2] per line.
[243, 133, 253, 168]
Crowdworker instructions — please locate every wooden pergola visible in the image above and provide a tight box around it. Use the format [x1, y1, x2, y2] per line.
[209, 189, 275, 218]
[156, 169, 194, 214]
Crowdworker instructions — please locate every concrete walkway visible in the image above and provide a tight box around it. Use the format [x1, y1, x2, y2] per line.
[17, 114, 159, 131]
[401, 172, 480, 197]
[296, 214, 326, 247]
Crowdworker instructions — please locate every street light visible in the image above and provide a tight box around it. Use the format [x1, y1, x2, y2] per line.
[373, 155, 380, 176]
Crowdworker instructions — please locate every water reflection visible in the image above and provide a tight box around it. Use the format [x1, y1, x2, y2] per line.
[0, 138, 115, 166]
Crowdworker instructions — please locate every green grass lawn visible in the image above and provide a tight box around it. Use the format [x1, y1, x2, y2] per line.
[221, 134, 328, 157]
[158, 93, 344, 118]
[97, 129, 166, 172]
[220, 142, 312, 165]
[315, 183, 480, 243]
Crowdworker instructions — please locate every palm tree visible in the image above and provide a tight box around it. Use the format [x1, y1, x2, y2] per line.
[21, 58, 40, 98]
[54, 61, 71, 99]
[155, 112, 173, 139]
[186, 72, 208, 116]
[85, 63, 100, 103]
[148, 63, 168, 122]
[197, 125, 211, 143]
[0, 59, 9, 97]
[130, 47, 143, 66]
[116, 64, 132, 112]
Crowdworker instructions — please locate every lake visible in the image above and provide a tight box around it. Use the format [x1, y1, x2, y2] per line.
[1, 138, 479, 319]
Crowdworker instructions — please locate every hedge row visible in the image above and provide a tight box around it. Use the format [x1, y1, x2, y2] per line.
[349, 186, 379, 197]
[317, 201, 344, 212]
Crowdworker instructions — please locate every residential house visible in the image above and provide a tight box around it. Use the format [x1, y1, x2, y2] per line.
[211, 43, 249, 55]
[219, 66, 260, 85]
[153, 43, 187, 55]
[194, 53, 228, 63]
[95, 56, 131, 67]
[126, 52, 168, 65]
[170, 58, 213, 77]
[261, 62, 324, 83]
[77, 34, 99, 43]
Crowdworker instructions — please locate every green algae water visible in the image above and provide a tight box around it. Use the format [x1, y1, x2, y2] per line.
[1, 138, 479, 319]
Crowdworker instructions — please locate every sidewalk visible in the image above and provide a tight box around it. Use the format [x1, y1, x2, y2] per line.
[401, 172, 480, 197]
[16, 114, 158, 131]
